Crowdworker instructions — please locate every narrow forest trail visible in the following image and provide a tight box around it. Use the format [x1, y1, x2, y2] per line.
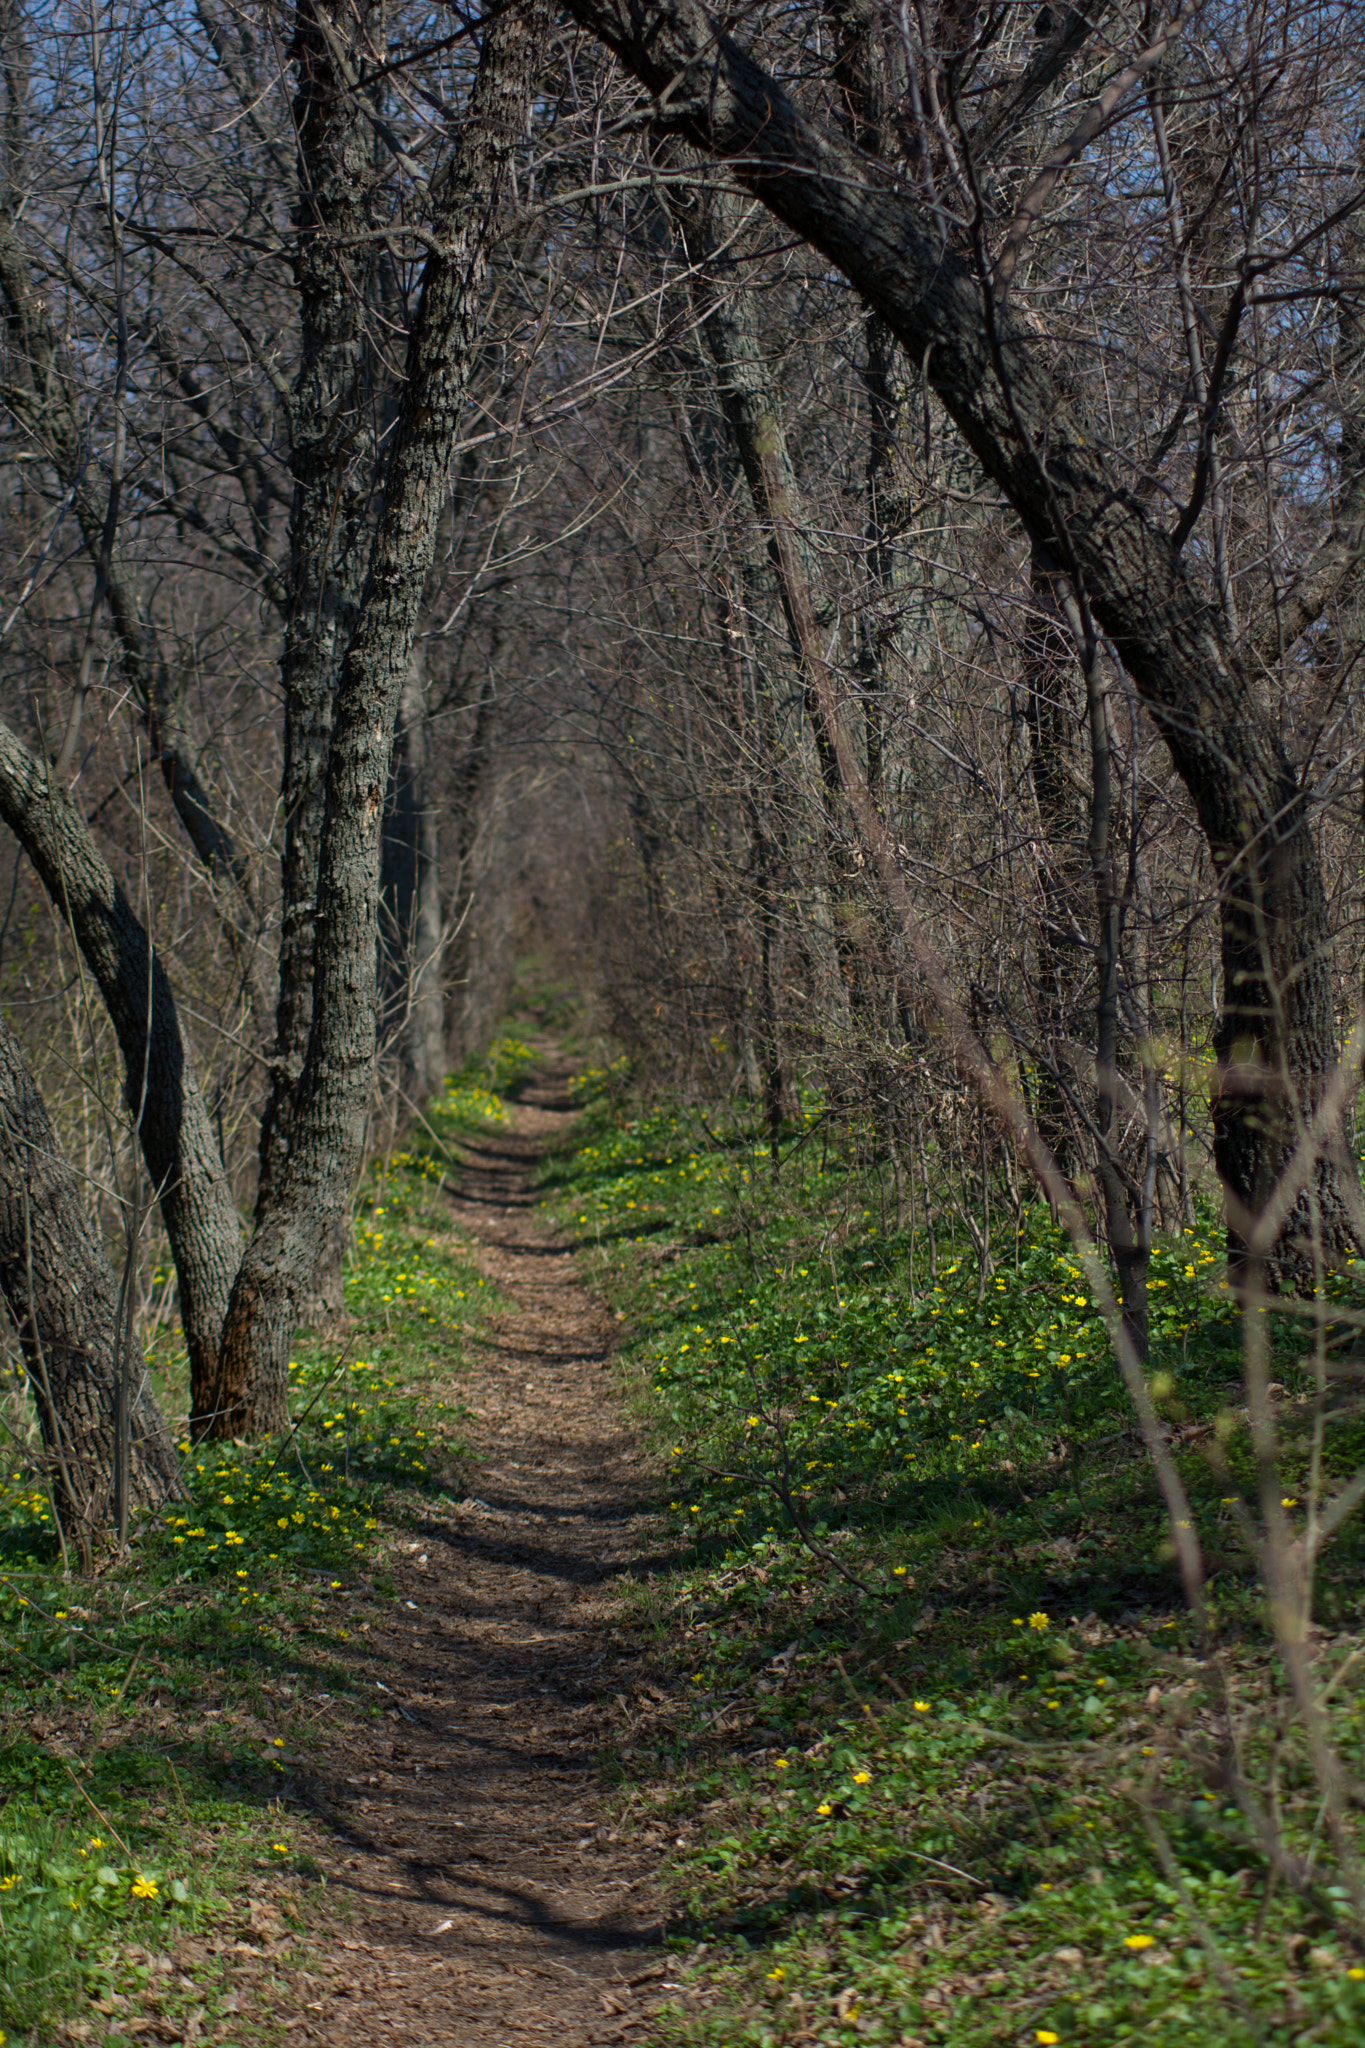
[293, 1058, 676, 2046]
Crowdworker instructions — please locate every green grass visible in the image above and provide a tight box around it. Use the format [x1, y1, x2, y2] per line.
[0, 1088, 505, 2046]
[7, 1040, 1363, 2045]
[434, 1032, 541, 1131]
[544, 1084, 1365, 2046]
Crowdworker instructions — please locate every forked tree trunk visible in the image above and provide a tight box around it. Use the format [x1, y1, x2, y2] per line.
[0, 1016, 184, 1552]
[197, 0, 546, 1438]
[0, 725, 246, 1405]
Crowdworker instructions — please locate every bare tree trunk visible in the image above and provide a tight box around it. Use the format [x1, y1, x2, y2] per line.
[380, 650, 445, 1110]
[0, 1014, 184, 1552]
[0, 721, 246, 1410]
[660, 154, 871, 1052]
[199, 0, 546, 1438]
[1021, 543, 1087, 1173]
[256, 0, 380, 1220]
[0, 121, 274, 1032]
[1079, 616, 1150, 1358]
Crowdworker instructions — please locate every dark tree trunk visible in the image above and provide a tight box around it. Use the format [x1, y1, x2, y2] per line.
[0, 1016, 184, 1551]
[1078, 614, 1150, 1359]
[441, 664, 497, 1061]
[1021, 543, 1087, 1174]
[0, 722, 246, 1410]
[380, 652, 445, 1111]
[568, 0, 1362, 1280]
[256, 0, 380, 1222]
[0, 30, 262, 1407]
[199, 0, 546, 1438]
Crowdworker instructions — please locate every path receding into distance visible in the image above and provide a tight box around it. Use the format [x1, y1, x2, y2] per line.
[289, 1057, 682, 2046]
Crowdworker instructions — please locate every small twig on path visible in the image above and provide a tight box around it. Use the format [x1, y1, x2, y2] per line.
[61, 1760, 134, 1859]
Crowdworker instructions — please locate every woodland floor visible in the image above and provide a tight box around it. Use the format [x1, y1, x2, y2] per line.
[269, 1061, 678, 2045]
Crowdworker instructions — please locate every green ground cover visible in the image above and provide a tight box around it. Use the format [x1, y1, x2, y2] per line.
[0, 1054, 528, 2046]
[545, 1081, 1365, 2047]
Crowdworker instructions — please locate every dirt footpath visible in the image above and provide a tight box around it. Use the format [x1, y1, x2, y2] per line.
[296, 1061, 674, 2045]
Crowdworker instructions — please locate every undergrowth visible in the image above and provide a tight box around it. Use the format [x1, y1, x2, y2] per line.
[544, 1082, 1365, 2047]
[0, 1066, 519, 2046]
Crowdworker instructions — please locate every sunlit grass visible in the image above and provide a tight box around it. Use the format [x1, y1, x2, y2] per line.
[0, 1080, 509, 2043]
[548, 1082, 1365, 2046]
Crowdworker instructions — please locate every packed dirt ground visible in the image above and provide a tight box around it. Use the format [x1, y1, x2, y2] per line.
[263, 1061, 678, 2045]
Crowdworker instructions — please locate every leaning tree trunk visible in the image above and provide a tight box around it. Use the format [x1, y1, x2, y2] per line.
[197, 0, 546, 1439]
[567, 0, 1364, 1284]
[0, 1016, 184, 1555]
[0, 723, 246, 1408]
[0, 166, 274, 1035]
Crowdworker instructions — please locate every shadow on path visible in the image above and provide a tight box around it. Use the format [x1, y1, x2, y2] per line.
[298, 1055, 676, 2047]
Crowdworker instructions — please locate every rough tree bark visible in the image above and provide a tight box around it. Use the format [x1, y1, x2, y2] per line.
[198, 0, 546, 1437]
[0, 723, 246, 1407]
[256, 0, 381, 1239]
[380, 650, 446, 1111]
[0, 3, 259, 1410]
[0, 1014, 184, 1550]
[564, 0, 1365, 1280]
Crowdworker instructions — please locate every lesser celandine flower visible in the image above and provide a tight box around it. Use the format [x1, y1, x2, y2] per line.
[1124, 1934, 1154, 1950]
[1029, 1612, 1050, 1631]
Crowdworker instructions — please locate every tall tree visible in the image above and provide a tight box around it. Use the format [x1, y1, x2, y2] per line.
[200, 0, 548, 1435]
